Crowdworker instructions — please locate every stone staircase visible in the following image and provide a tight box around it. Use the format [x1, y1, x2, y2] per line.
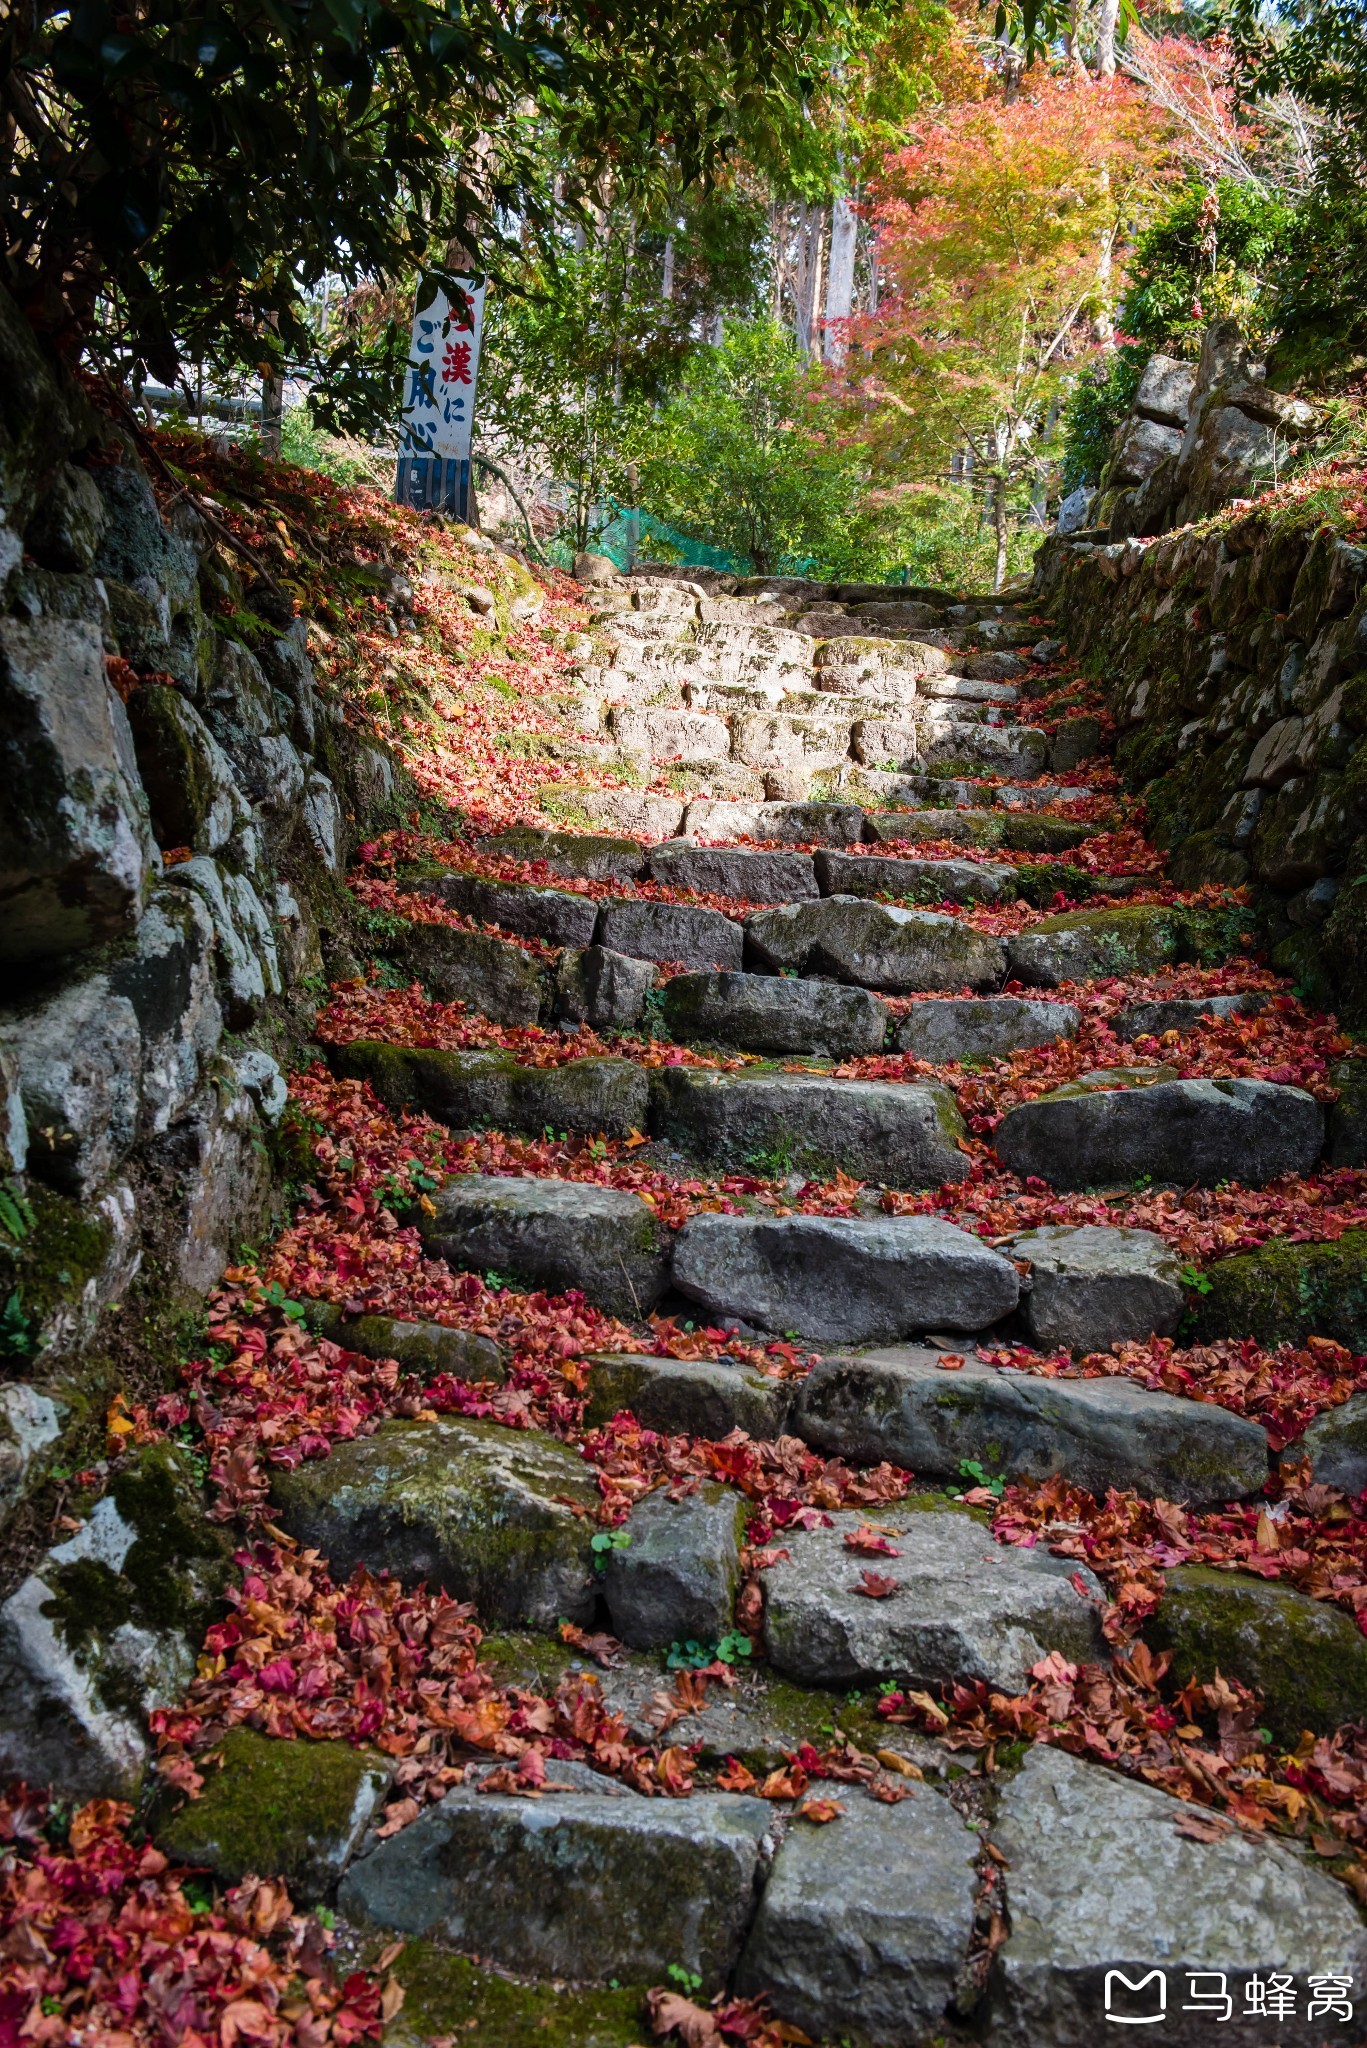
[185, 576, 1367, 2042]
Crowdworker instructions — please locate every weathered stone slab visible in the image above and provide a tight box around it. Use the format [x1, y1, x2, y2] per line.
[559, 790, 686, 838]
[1006, 906, 1178, 986]
[651, 1069, 969, 1188]
[1145, 1566, 1367, 1741]
[762, 1506, 1105, 1691]
[596, 897, 744, 970]
[1285, 1391, 1367, 1495]
[647, 843, 818, 902]
[420, 1173, 668, 1317]
[867, 808, 1007, 849]
[0, 975, 141, 1198]
[994, 1077, 1324, 1189]
[1010, 1224, 1186, 1351]
[476, 825, 647, 883]
[552, 944, 655, 1031]
[659, 968, 888, 1056]
[795, 1347, 1268, 1502]
[1113, 992, 1269, 1039]
[339, 1777, 771, 1989]
[753, 800, 866, 846]
[672, 1214, 1018, 1344]
[311, 1307, 503, 1383]
[270, 1416, 600, 1625]
[420, 872, 600, 949]
[329, 1041, 518, 1127]
[737, 1787, 978, 2045]
[583, 1353, 793, 1438]
[745, 897, 1005, 993]
[814, 849, 1015, 905]
[987, 1745, 1367, 2047]
[510, 1056, 650, 1140]
[395, 923, 545, 1024]
[895, 997, 1079, 1062]
[156, 1728, 390, 1902]
[604, 1484, 745, 1649]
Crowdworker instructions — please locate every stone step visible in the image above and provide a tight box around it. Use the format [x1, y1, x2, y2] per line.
[744, 897, 1005, 992]
[865, 807, 1094, 854]
[421, 1173, 669, 1316]
[339, 1766, 771, 1991]
[651, 1068, 969, 1185]
[476, 825, 647, 884]
[582, 1350, 794, 1438]
[987, 1745, 1367, 2047]
[794, 1343, 1268, 1502]
[813, 849, 1016, 905]
[995, 1075, 1326, 1188]
[646, 841, 819, 901]
[658, 967, 888, 1055]
[671, 1213, 1018, 1344]
[761, 1504, 1106, 1692]
[1005, 904, 1179, 985]
[894, 995, 1081, 1060]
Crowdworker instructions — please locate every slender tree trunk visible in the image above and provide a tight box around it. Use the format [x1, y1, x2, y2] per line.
[1096, 0, 1118, 76]
[661, 234, 675, 301]
[866, 222, 880, 315]
[823, 188, 858, 364]
[993, 473, 1009, 591]
[794, 205, 824, 357]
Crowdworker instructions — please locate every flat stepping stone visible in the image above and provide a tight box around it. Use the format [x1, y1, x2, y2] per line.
[672, 1213, 1018, 1345]
[916, 717, 1049, 781]
[604, 1484, 745, 1650]
[814, 849, 1016, 905]
[155, 1728, 389, 1904]
[795, 1345, 1268, 1502]
[895, 996, 1079, 1061]
[1145, 1565, 1367, 1741]
[583, 1352, 794, 1438]
[651, 1069, 969, 1188]
[557, 789, 686, 838]
[737, 1785, 978, 2044]
[475, 826, 647, 883]
[987, 1745, 1367, 2045]
[338, 1773, 771, 1990]
[1114, 991, 1270, 1038]
[610, 705, 731, 763]
[596, 896, 743, 970]
[1008, 1223, 1185, 1352]
[331, 1044, 650, 1142]
[745, 897, 1005, 993]
[309, 1306, 503, 1382]
[995, 1076, 1324, 1189]
[867, 807, 1008, 849]
[1006, 905, 1178, 985]
[659, 968, 888, 1056]
[420, 872, 599, 949]
[1284, 1391, 1367, 1494]
[762, 1505, 1106, 1691]
[394, 923, 544, 1025]
[269, 1416, 601, 1625]
[994, 782, 1093, 809]
[646, 842, 818, 902]
[421, 1173, 669, 1317]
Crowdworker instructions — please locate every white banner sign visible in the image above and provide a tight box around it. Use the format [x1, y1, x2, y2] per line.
[399, 275, 487, 462]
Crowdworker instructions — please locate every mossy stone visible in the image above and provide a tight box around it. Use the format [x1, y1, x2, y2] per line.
[1144, 1565, 1367, 1741]
[156, 1727, 390, 1901]
[1192, 1232, 1367, 1352]
[327, 1040, 518, 1128]
[385, 1939, 648, 2048]
[1000, 815, 1093, 855]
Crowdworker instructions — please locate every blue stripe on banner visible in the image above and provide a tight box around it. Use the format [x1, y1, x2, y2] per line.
[395, 455, 473, 521]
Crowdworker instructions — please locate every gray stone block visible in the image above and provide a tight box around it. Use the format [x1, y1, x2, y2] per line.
[995, 1077, 1325, 1189]
[895, 997, 1079, 1061]
[604, 1484, 745, 1649]
[650, 1067, 968, 1187]
[421, 1172, 669, 1317]
[659, 968, 888, 1056]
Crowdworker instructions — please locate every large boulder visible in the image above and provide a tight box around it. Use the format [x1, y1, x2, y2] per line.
[794, 1347, 1268, 1503]
[745, 897, 1005, 993]
[1192, 1232, 1367, 1352]
[108, 884, 222, 1136]
[269, 1416, 601, 1626]
[583, 1352, 793, 1439]
[987, 1744, 1367, 2047]
[1006, 906, 1178, 987]
[813, 850, 1016, 906]
[0, 617, 155, 970]
[595, 897, 744, 970]
[995, 1076, 1324, 1190]
[650, 1069, 969, 1187]
[895, 997, 1079, 1062]
[124, 682, 248, 857]
[659, 968, 888, 1057]
[672, 1214, 1019, 1344]
[647, 843, 818, 902]
[1009, 1224, 1186, 1352]
[339, 1773, 771, 1990]
[762, 1505, 1106, 1691]
[421, 1173, 668, 1317]
[736, 1787, 978, 2045]
[1144, 1566, 1367, 1741]
[603, 1484, 745, 1649]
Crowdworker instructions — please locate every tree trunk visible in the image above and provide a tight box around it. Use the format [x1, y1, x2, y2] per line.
[1096, 0, 1118, 76]
[260, 372, 283, 458]
[823, 188, 858, 364]
[993, 474, 1009, 592]
[793, 205, 824, 358]
[661, 234, 675, 301]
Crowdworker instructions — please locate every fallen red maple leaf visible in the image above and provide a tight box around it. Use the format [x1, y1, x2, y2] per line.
[853, 1570, 900, 1598]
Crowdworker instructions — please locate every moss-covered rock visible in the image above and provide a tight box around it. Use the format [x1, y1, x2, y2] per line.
[327, 1040, 518, 1127]
[1001, 815, 1094, 855]
[269, 1416, 601, 1627]
[1006, 905, 1179, 986]
[156, 1727, 390, 1901]
[389, 922, 546, 1025]
[1192, 1232, 1367, 1352]
[384, 1942, 648, 2048]
[1144, 1565, 1367, 1741]
[309, 1306, 504, 1382]
[1327, 1058, 1367, 1167]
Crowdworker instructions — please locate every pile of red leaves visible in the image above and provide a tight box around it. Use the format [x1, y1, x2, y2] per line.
[0, 1785, 391, 2047]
